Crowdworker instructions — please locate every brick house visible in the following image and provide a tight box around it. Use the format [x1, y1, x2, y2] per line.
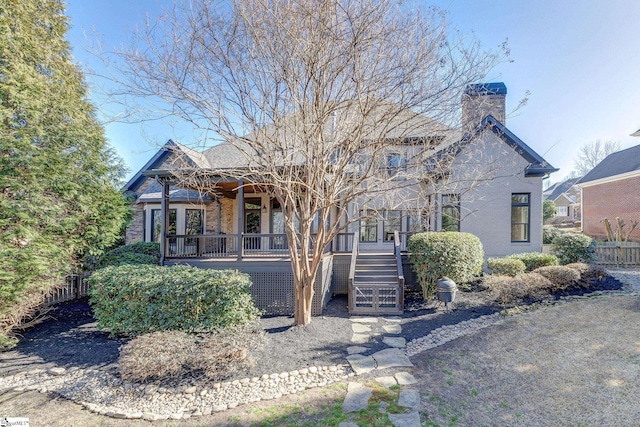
[578, 144, 640, 241]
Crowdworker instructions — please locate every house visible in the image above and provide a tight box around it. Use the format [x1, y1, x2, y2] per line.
[578, 144, 640, 241]
[543, 177, 581, 220]
[122, 82, 557, 315]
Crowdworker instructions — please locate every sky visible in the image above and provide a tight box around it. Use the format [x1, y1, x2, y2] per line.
[65, 0, 640, 184]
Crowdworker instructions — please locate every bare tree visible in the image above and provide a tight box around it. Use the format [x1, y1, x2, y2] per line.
[107, 0, 505, 325]
[573, 139, 621, 176]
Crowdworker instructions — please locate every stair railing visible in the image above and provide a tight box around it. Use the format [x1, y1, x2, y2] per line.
[347, 230, 360, 311]
[393, 230, 405, 310]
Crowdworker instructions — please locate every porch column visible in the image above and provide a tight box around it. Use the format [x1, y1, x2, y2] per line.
[237, 180, 244, 261]
[159, 176, 169, 265]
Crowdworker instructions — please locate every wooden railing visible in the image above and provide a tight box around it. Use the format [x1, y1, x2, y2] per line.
[166, 231, 357, 259]
[596, 242, 640, 267]
[393, 231, 405, 310]
[347, 230, 360, 310]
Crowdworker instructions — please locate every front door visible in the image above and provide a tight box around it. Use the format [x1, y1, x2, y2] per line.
[244, 198, 262, 250]
[359, 210, 401, 252]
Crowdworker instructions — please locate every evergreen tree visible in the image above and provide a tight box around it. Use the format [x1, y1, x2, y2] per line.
[0, 0, 130, 347]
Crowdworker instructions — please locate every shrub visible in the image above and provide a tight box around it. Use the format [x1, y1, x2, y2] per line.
[98, 242, 160, 268]
[543, 226, 563, 245]
[543, 199, 557, 222]
[533, 266, 580, 291]
[508, 252, 558, 272]
[88, 265, 261, 336]
[118, 324, 265, 382]
[485, 273, 550, 305]
[487, 258, 526, 277]
[119, 331, 197, 382]
[551, 233, 597, 264]
[192, 323, 266, 381]
[565, 262, 605, 287]
[409, 232, 484, 299]
[564, 262, 590, 275]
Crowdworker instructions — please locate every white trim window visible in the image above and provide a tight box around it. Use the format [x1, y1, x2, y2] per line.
[556, 206, 568, 217]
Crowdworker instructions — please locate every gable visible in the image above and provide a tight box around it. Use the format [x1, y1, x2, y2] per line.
[123, 139, 211, 194]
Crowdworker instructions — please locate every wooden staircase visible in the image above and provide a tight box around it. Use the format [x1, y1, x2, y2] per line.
[349, 253, 403, 315]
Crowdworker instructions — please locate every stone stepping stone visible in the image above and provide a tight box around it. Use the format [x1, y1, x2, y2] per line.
[346, 354, 376, 375]
[347, 346, 368, 355]
[383, 316, 403, 322]
[389, 412, 421, 427]
[349, 317, 378, 323]
[351, 333, 369, 344]
[374, 376, 397, 388]
[383, 324, 402, 334]
[371, 348, 413, 370]
[338, 423, 359, 427]
[398, 389, 421, 409]
[395, 372, 417, 385]
[352, 323, 372, 334]
[342, 382, 372, 413]
[382, 336, 406, 348]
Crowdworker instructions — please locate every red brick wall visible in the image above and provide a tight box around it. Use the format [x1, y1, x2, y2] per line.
[582, 174, 640, 241]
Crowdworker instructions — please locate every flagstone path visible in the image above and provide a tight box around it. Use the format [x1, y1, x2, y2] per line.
[341, 316, 422, 427]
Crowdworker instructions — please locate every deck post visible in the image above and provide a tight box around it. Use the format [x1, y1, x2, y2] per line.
[237, 180, 244, 261]
[159, 176, 169, 265]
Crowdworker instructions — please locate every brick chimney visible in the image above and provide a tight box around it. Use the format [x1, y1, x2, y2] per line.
[461, 82, 507, 133]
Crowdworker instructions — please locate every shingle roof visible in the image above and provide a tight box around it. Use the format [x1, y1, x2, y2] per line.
[545, 177, 581, 201]
[136, 180, 212, 203]
[580, 144, 640, 184]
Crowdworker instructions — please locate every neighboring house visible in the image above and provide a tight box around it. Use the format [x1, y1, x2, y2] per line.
[543, 177, 581, 220]
[578, 144, 640, 242]
[123, 82, 557, 315]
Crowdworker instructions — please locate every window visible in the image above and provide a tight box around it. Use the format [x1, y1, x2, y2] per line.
[385, 153, 406, 176]
[185, 209, 203, 235]
[441, 194, 460, 232]
[383, 210, 402, 241]
[151, 209, 177, 242]
[360, 210, 377, 242]
[557, 206, 568, 217]
[511, 193, 530, 242]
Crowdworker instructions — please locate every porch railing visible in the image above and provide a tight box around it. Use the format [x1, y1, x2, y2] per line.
[166, 232, 356, 259]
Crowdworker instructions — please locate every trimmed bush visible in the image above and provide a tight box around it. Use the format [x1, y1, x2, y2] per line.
[487, 257, 526, 277]
[533, 266, 580, 291]
[119, 331, 197, 382]
[485, 273, 550, 305]
[508, 252, 558, 272]
[409, 232, 484, 299]
[118, 324, 265, 382]
[192, 323, 265, 381]
[88, 265, 261, 336]
[543, 226, 563, 245]
[564, 262, 590, 275]
[551, 233, 597, 265]
[98, 242, 160, 268]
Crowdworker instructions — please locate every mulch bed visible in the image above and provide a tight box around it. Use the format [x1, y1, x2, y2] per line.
[0, 274, 623, 383]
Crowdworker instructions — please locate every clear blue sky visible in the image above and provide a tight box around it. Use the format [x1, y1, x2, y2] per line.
[65, 0, 640, 183]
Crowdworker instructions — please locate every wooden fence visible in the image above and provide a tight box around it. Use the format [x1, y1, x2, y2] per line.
[44, 273, 90, 306]
[596, 242, 640, 267]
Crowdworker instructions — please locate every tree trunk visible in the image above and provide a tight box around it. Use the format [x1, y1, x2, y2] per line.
[293, 273, 315, 325]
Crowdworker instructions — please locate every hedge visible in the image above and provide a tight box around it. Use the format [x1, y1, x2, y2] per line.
[551, 233, 597, 265]
[487, 257, 526, 277]
[98, 242, 161, 268]
[408, 232, 484, 299]
[508, 252, 558, 272]
[88, 264, 261, 336]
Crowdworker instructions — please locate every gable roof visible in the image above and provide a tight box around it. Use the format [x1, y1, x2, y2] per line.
[580, 144, 640, 184]
[123, 139, 213, 193]
[430, 115, 557, 177]
[544, 177, 581, 201]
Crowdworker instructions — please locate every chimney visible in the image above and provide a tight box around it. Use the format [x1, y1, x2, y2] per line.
[461, 82, 507, 133]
